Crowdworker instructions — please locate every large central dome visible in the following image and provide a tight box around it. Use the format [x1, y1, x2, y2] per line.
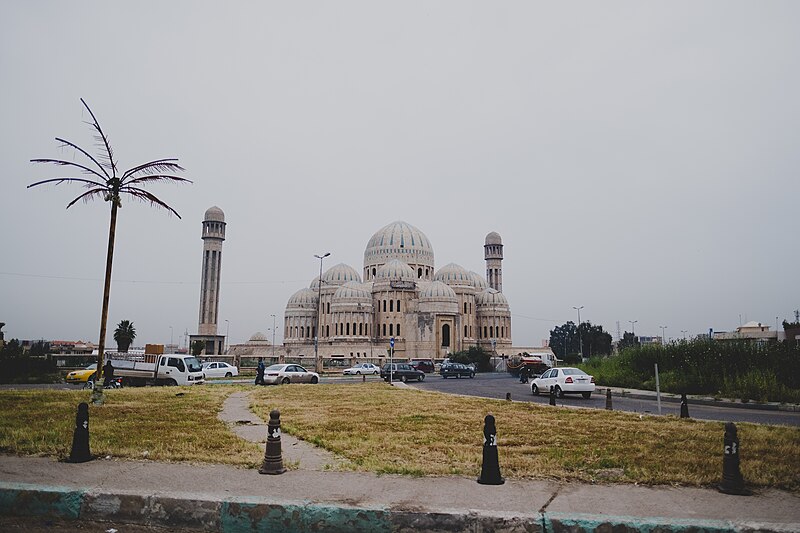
[363, 221, 435, 281]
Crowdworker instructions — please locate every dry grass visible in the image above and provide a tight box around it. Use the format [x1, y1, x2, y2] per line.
[1, 385, 798, 491]
[0, 387, 262, 465]
[249, 383, 800, 490]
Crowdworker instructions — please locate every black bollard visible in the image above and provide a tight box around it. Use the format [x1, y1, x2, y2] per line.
[680, 393, 690, 419]
[718, 422, 750, 495]
[67, 402, 92, 463]
[259, 409, 287, 475]
[506, 392, 512, 401]
[605, 388, 613, 410]
[477, 413, 504, 485]
[549, 386, 556, 406]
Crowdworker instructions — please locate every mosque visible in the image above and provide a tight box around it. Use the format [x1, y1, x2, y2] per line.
[282, 221, 512, 364]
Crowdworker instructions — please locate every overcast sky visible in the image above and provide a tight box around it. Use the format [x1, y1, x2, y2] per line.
[2, 2, 798, 349]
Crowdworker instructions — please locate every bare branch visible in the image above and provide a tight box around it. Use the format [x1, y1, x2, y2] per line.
[54, 137, 110, 179]
[80, 98, 117, 176]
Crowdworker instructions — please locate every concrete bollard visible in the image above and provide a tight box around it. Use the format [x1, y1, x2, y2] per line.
[549, 386, 556, 406]
[506, 392, 512, 401]
[67, 402, 92, 463]
[605, 388, 613, 410]
[718, 422, 750, 495]
[680, 393, 690, 419]
[259, 409, 287, 475]
[362, 374, 366, 383]
[477, 413, 504, 485]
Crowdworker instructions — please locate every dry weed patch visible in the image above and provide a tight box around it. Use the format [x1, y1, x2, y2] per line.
[0, 387, 262, 465]
[249, 383, 800, 490]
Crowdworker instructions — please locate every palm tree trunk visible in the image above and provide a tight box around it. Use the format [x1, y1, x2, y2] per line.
[93, 201, 118, 403]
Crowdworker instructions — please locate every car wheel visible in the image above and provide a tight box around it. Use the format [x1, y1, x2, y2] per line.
[582, 392, 591, 399]
[281, 377, 290, 385]
[442, 375, 447, 379]
[555, 386, 564, 399]
[470, 373, 475, 379]
[311, 376, 319, 384]
[532, 384, 539, 396]
[166, 379, 178, 386]
[225, 372, 232, 378]
[356, 371, 361, 375]
[418, 374, 424, 382]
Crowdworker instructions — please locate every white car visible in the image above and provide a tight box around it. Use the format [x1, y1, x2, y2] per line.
[202, 361, 239, 378]
[262, 364, 319, 385]
[531, 367, 595, 399]
[342, 363, 380, 375]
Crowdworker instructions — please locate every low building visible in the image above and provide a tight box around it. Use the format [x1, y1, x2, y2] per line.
[713, 321, 778, 342]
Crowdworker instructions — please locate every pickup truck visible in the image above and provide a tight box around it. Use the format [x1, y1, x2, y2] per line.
[105, 352, 205, 386]
[380, 363, 425, 382]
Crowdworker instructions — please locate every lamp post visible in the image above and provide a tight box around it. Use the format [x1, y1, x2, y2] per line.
[628, 320, 638, 338]
[573, 306, 584, 359]
[169, 326, 173, 352]
[659, 325, 667, 345]
[270, 314, 276, 360]
[681, 330, 687, 340]
[314, 252, 330, 373]
[224, 319, 230, 354]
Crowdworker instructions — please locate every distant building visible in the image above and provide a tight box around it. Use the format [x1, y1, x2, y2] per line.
[713, 321, 778, 342]
[189, 206, 226, 356]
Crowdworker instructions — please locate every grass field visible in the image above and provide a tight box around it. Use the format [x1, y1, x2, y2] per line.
[1, 384, 798, 491]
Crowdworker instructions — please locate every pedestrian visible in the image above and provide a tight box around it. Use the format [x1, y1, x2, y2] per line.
[519, 365, 528, 384]
[102, 359, 115, 387]
[255, 357, 265, 385]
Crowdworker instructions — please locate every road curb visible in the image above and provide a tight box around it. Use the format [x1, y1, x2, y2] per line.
[605, 389, 800, 412]
[2, 482, 798, 533]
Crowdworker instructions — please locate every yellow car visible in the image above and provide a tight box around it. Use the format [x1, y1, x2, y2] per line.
[65, 364, 97, 384]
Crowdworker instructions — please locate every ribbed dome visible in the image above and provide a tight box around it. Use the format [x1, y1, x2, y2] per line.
[286, 288, 318, 308]
[248, 332, 269, 342]
[375, 259, 416, 281]
[322, 263, 362, 286]
[420, 280, 457, 300]
[476, 288, 509, 307]
[485, 232, 502, 245]
[333, 281, 372, 301]
[434, 263, 473, 287]
[204, 206, 225, 222]
[364, 221, 434, 274]
[469, 271, 488, 290]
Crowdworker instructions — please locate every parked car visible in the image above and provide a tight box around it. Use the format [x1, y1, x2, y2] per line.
[531, 367, 595, 399]
[343, 363, 380, 375]
[202, 361, 239, 378]
[439, 363, 475, 379]
[410, 359, 435, 373]
[380, 363, 425, 382]
[262, 364, 319, 385]
[65, 363, 97, 384]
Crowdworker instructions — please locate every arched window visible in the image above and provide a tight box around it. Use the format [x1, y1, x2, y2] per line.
[390, 300, 394, 312]
[346, 323, 350, 335]
[464, 302, 467, 314]
[397, 299, 400, 311]
[359, 323, 363, 335]
[464, 325, 468, 337]
[300, 326, 305, 338]
[396, 324, 400, 336]
[352, 322, 356, 336]
[383, 300, 387, 312]
[326, 325, 330, 337]
[372, 267, 376, 277]
[382, 323, 386, 337]
[442, 324, 450, 347]
[312, 326, 316, 338]
[483, 326, 487, 338]
[389, 323, 394, 336]
[340, 323, 344, 336]
[327, 302, 330, 314]
[490, 326, 494, 338]
[418, 268, 422, 278]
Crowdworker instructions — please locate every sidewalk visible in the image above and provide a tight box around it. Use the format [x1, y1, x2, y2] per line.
[601, 386, 800, 412]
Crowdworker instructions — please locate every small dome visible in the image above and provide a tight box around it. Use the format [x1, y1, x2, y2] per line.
[286, 288, 318, 308]
[469, 271, 488, 290]
[375, 259, 416, 282]
[333, 281, 372, 301]
[420, 280, 457, 301]
[322, 263, 362, 286]
[476, 288, 509, 307]
[485, 232, 502, 245]
[434, 263, 474, 287]
[204, 206, 225, 222]
[248, 332, 269, 342]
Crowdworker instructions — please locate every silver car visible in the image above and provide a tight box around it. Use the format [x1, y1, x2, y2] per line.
[343, 363, 380, 375]
[202, 361, 239, 378]
[531, 367, 595, 399]
[263, 363, 320, 385]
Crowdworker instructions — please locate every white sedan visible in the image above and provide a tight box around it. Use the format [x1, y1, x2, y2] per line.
[262, 364, 319, 385]
[531, 367, 595, 399]
[342, 363, 380, 375]
[202, 361, 239, 378]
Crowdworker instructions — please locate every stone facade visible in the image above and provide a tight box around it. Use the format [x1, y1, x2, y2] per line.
[283, 221, 512, 363]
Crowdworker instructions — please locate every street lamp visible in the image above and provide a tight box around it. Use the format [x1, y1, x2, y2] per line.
[681, 330, 687, 340]
[224, 319, 230, 354]
[573, 306, 584, 358]
[659, 325, 667, 345]
[270, 314, 276, 360]
[628, 320, 638, 337]
[169, 326, 173, 351]
[314, 252, 330, 373]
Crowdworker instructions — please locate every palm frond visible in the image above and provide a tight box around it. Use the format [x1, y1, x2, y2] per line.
[121, 159, 185, 180]
[80, 98, 117, 176]
[27, 175, 108, 189]
[54, 137, 110, 179]
[30, 158, 108, 182]
[123, 174, 193, 186]
[125, 187, 182, 218]
[65, 188, 107, 209]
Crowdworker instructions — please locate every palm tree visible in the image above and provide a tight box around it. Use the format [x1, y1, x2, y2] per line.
[113, 320, 136, 353]
[28, 98, 191, 401]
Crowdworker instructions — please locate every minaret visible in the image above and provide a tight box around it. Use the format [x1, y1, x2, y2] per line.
[484, 232, 503, 292]
[198, 206, 226, 336]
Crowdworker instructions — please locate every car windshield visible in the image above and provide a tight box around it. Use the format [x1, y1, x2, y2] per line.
[562, 368, 587, 376]
[85, 364, 97, 370]
[185, 357, 203, 372]
[266, 364, 284, 371]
